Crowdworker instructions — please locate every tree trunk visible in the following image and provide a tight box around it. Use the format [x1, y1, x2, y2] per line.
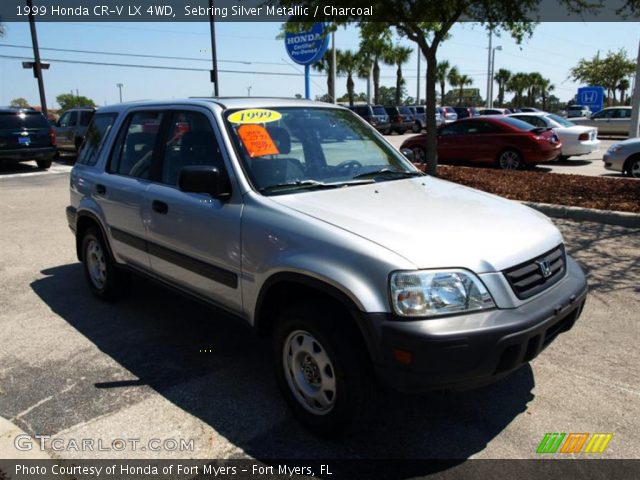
[424, 48, 438, 176]
[347, 75, 355, 107]
[396, 65, 402, 105]
[440, 81, 445, 105]
[373, 59, 380, 105]
[498, 85, 504, 106]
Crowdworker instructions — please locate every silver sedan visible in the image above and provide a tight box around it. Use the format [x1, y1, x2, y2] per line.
[603, 138, 640, 178]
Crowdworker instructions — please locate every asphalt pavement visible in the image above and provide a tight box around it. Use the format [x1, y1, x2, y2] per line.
[0, 164, 638, 463]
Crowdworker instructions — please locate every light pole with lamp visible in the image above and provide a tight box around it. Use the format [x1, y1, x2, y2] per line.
[489, 45, 502, 108]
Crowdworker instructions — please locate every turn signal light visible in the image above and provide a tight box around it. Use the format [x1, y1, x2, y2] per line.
[393, 348, 413, 365]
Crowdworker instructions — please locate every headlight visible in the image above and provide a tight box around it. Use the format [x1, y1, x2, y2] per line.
[607, 144, 623, 154]
[390, 269, 495, 318]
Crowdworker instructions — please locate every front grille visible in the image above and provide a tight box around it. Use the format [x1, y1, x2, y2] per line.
[503, 244, 566, 299]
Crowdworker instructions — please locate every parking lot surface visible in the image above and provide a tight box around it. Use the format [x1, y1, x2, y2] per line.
[0, 166, 638, 462]
[386, 134, 627, 178]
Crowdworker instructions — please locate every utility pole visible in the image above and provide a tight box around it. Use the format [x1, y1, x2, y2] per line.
[486, 30, 492, 109]
[247, 85, 252, 97]
[208, 0, 219, 96]
[331, 31, 336, 103]
[116, 83, 124, 103]
[629, 38, 640, 138]
[416, 53, 421, 105]
[27, 0, 47, 117]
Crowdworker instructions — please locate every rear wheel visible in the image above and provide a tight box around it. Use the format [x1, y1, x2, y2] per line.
[625, 156, 640, 178]
[81, 226, 130, 301]
[497, 149, 523, 170]
[273, 302, 375, 436]
[412, 123, 421, 133]
[36, 158, 52, 169]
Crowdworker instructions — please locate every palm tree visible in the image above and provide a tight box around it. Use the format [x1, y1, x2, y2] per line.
[312, 51, 336, 102]
[384, 45, 413, 105]
[456, 74, 473, 105]
[618, 78, 630, 105]
[436, 60, 452, 105]
[494, 68, 511, 107]
[538, 77, 555, 111]
[356, 50, 373, 103]
[446, 66, 460, 104]
[525, 72, 544, 106]
[506, 73, 529, 107]
[336, 50, 360, 107]
[359, 25, 393, 105]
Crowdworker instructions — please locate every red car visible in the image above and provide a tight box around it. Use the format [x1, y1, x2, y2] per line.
[401, 116, 562, 169]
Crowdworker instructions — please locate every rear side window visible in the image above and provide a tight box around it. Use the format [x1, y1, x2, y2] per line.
[76, 113, 117, 166]
[0, 112, 49, 129]
[109, 111, 164, 179]
[79, 110, 94, 126]
[373, 106, 387, 116]
[500, 117, 537, 131]
[399, 107, 412, 115]
[353, 106, 368, 116]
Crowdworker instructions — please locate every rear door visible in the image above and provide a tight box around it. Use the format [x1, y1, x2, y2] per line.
[0, 111, 51, 153]
[55, 111, 78, 149]
[144, 108, 242, 311]
[99, 110, 165, 269]
[610, 108, 631, 135]
[589, 109, 614, 134]
[437, 122, 467, 161]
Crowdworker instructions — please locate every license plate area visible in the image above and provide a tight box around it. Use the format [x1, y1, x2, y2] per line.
[18, 136, 31, 145]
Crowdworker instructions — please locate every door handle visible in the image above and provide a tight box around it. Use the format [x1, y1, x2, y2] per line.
[95, 184, 106, 195]
[152, 200, 169, 214]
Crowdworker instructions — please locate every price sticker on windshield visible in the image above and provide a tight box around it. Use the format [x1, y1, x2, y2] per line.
[228, 109, 282, 124]
[237, 124, 280, 158]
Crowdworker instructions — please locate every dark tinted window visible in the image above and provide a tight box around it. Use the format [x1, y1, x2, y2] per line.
[79, 110, 94, 126]
[373, 106, 387, 115]
[161, 111, 224, 187]
[110, 111, 164, 179]
[353, 106, 368, 116]
[415, 107, 425, 114]
[0, 112, 49, 129]
[77, 113, 117, 166]
[592, 109, 612, 119]
[512, 115, 547, 128]
[439, 122, 470, 135]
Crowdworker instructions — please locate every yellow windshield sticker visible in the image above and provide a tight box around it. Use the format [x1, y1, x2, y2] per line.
[238, 124, 280, 158]
[228, 109, 282, 124]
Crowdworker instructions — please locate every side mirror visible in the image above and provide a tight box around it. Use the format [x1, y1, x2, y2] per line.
[400, 148, 415, 162]
[178, 165, 231, 200]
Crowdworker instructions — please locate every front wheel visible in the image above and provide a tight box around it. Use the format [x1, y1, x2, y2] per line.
[497, 149, 523, 170]
[412, 146, 426, 164]
[273, 303, 375, 436]
[412, 123, 421, 133]
[626, 157, 640, 178]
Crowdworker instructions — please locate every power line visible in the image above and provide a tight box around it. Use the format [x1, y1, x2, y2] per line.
[0, 43, 287, 66]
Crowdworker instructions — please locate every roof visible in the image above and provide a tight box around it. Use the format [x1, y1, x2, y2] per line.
[0, 107, 41, 114]
[96, 97, 344, 114]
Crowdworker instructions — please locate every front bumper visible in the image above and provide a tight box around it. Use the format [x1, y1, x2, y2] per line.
[367, 256, 587, 392]
[603, 152, 625, 173]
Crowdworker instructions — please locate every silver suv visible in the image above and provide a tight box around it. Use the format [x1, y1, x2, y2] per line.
[67, 98, 587, 435]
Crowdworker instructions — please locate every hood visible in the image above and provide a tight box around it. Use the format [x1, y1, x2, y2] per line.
[269, 177, 563, 273]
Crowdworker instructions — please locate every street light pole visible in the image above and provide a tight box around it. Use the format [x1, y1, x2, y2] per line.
[331, 30, 336, 103]
[485, 30, 492, 108]
[629, 39, 640, 138]
[116, 83, 124, 103]
[27, 0, 47, 117]
[490, 46, 502, 108]
[208, 0, 219, 96]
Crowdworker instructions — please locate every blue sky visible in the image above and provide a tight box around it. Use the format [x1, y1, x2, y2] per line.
[0, 21, 638, 108]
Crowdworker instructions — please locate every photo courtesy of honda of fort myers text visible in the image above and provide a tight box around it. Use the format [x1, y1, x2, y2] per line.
[0, 0, 639, 479]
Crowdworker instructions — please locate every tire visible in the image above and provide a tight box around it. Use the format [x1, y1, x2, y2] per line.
[383, 128, 392, 135]
[412, 146, 426, 164]
[36, 158, 52, 169]
[558, 155, 569, 162]
[496, 149, 523, 170]
[412, 123, 421, 134]
[625, 156, 640, 178]
[273, 302, 376, 436]
[81, 226, 130, 301]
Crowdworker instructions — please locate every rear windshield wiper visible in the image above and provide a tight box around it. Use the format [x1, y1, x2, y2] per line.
[259, 179, 374, 194]
[352, 168, 425, 180]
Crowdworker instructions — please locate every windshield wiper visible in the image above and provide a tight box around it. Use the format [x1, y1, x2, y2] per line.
[259, 179, 374, 194]
[352, 168, 425, 180]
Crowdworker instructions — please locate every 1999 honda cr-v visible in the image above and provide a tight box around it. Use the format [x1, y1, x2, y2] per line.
[67, 98, 587, 435]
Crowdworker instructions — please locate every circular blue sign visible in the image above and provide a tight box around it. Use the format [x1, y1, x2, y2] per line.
[284, 23, 329, 66]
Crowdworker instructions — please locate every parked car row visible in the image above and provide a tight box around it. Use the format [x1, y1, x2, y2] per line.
[0, 106, 95, 170]
[348, 104, 447, 135]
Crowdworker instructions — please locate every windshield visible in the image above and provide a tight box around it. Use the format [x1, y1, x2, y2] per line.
[547, 114, 575, 127]
[224, 107, 418, 195]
